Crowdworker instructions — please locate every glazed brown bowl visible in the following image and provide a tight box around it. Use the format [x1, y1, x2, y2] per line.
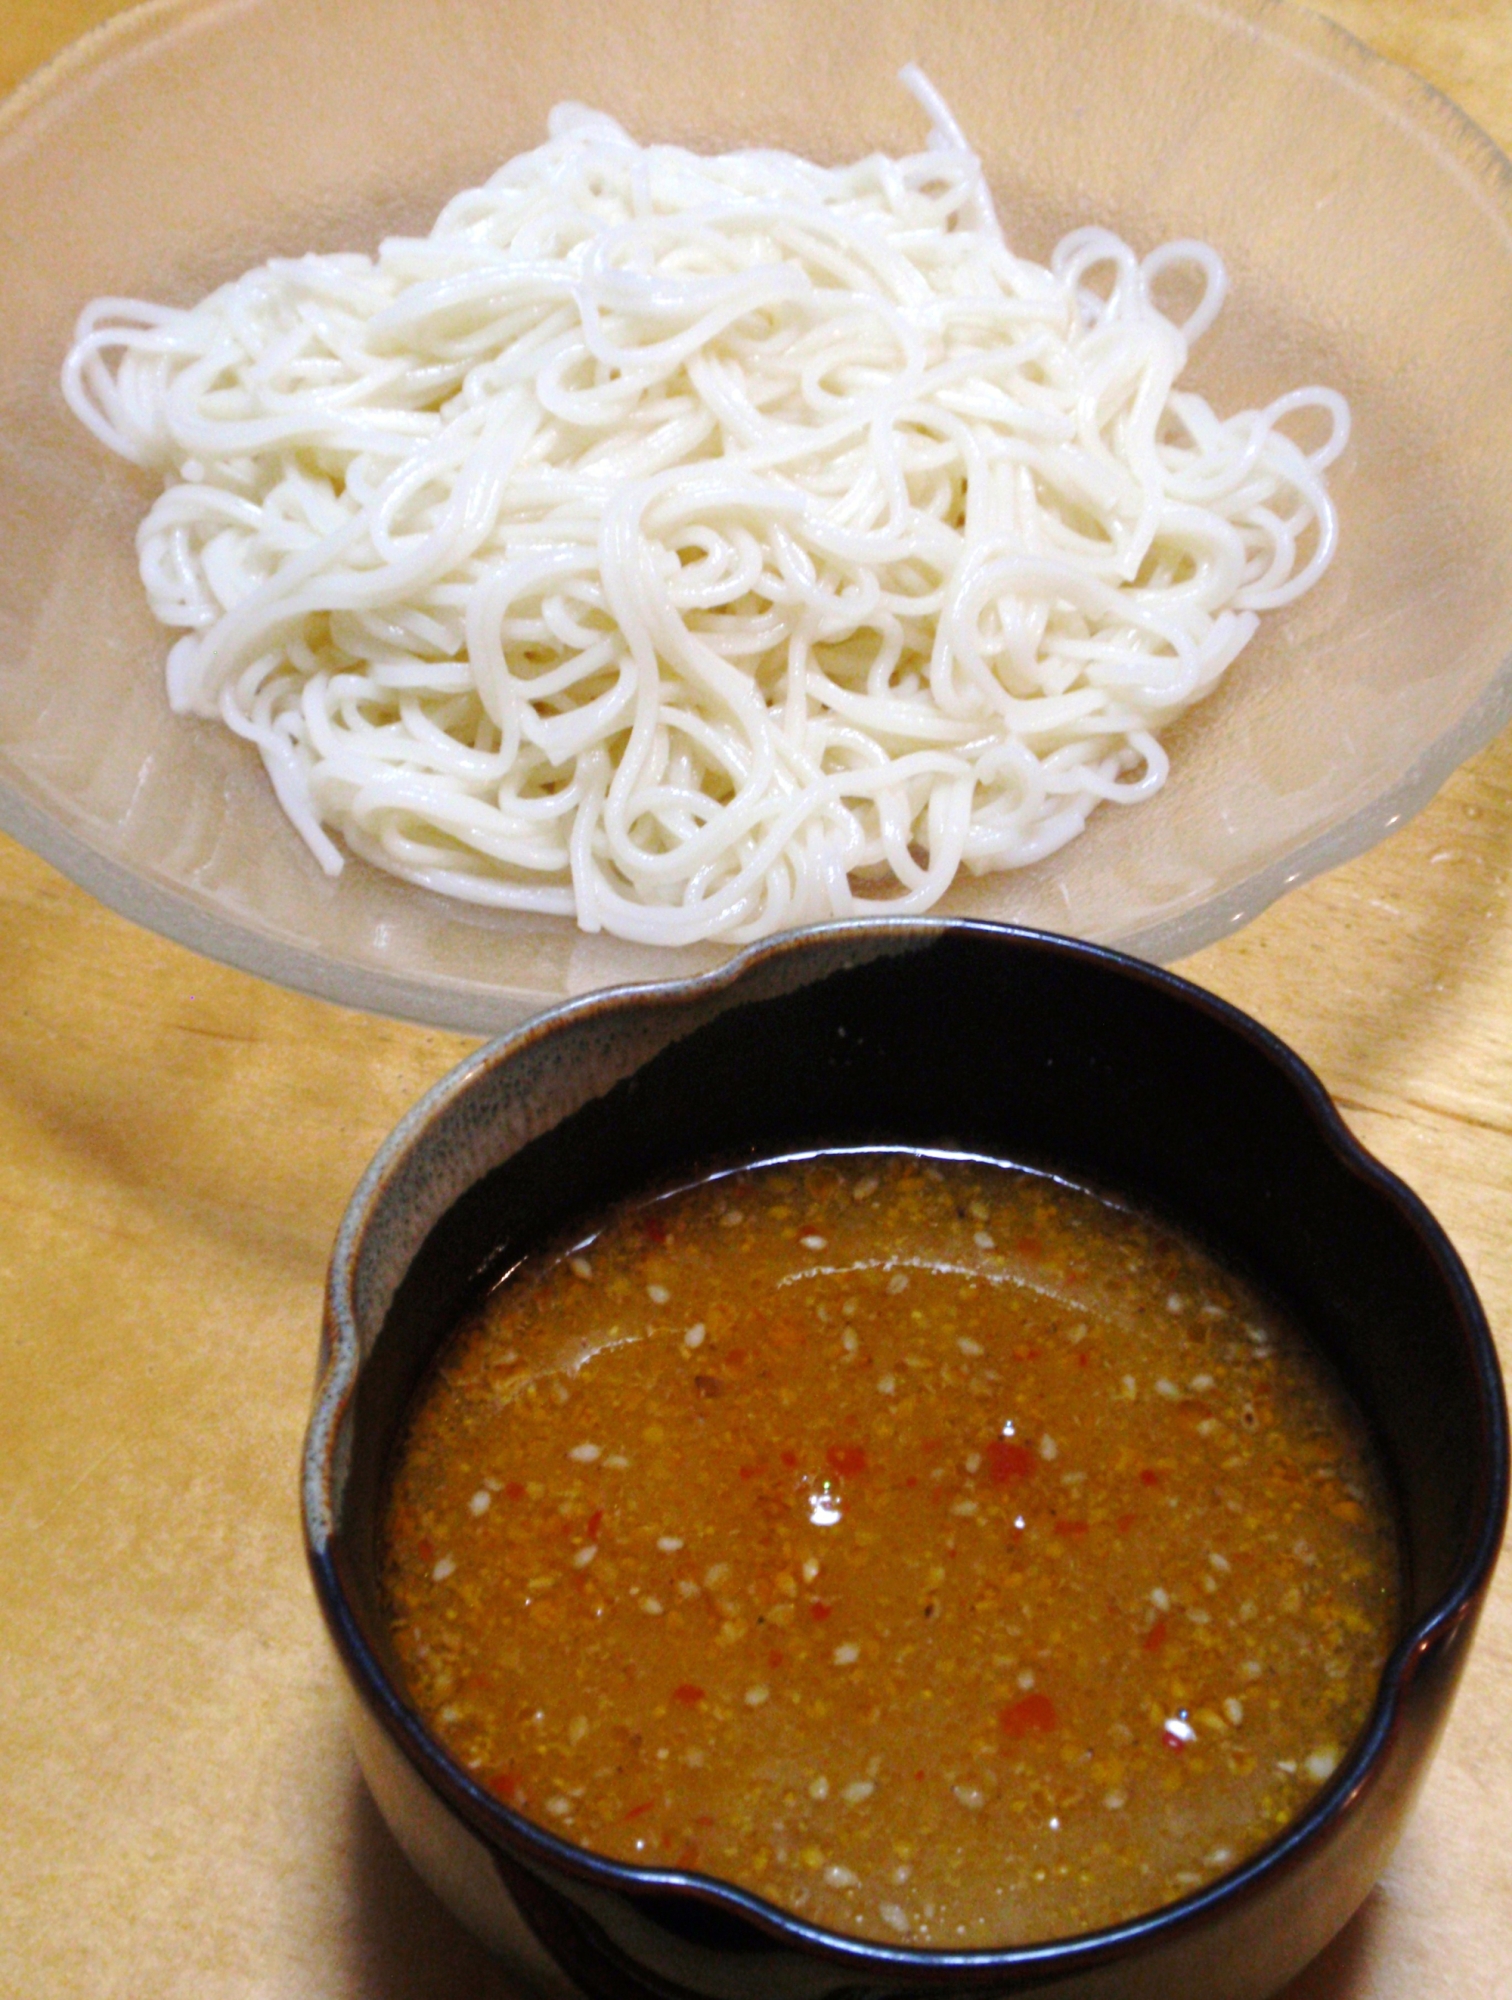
[303, 921, 1506, 1998]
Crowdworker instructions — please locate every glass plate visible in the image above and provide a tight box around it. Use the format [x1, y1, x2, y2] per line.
[4, 0, 1512, 1032]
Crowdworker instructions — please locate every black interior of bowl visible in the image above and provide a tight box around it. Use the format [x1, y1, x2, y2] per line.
[334, 930, 1500, 1696]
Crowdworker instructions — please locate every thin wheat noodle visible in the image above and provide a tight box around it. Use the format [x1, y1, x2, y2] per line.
[62, 67, 1347, 945]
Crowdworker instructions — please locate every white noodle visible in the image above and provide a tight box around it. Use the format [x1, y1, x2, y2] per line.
[61, 70, 1347, 946]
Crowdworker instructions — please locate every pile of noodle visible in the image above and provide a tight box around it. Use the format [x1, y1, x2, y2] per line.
[61, 69, 1346, 946]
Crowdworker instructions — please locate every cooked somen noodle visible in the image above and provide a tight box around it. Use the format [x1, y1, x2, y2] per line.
[62, 68, 1346, 945]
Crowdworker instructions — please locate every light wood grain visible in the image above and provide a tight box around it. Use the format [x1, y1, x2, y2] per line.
[3, 4, 1511, 1995]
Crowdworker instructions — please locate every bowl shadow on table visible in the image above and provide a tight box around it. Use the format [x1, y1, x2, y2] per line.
[348, 1768, 535, 1998]
[345, 1763, 1390, 2000]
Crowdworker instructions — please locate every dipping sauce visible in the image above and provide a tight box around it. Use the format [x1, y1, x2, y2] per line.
[382, 1152, 1401, 1948]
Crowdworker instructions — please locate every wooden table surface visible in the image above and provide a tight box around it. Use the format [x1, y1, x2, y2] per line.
[4, 3, 1511, 1994]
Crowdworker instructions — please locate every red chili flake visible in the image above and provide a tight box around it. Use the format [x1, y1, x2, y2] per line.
[490, 1770, 526, 1805]
[1143, 1618, 1168, 1653]
[739, 1463, 762, 1481]
[623, 1801, 655, 1821]
[1115, 1512, 1136, 1534]
[726, 1348, 747, 1366]
[587, 1509, 604, 1540]
[504, 1481, 526, 1501]
[780, 1449, 798, 1468]
[809, 1601, 832, 1622]
[1139, 1468, 1163, 1489]
[1015, 1236, 1043, 1260]
[920, 1437, 944, 1458]
[914, 1769, 926, 1781]
[1053, 1518, 1088, 1538]
[671, 1683, 706, 1707]
[999, 1693, 1058, 1737]
[768, 1649, 785, 1669]
[416, 1538, 435, 1563]
[642, 1216, 668, 1245]
[1076, 1353, 1091, 1371]
[693, 1813, 716, 1828]
[1162, 1723, 1192, 1752]
[904, 1475, 919, 1489]
[678, 1844, 700, 1867]
[660, 1834, 675, 1851]
[826, 1444, 868, 1477]
[986, 1438, 1037, 1485]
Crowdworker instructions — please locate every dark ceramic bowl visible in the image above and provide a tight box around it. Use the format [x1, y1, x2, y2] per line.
[303, 921, 1506, 2000]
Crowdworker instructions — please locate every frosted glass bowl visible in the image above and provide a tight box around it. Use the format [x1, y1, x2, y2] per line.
[4, 0, 1512, 1034]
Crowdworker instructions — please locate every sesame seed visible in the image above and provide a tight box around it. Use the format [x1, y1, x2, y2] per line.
[824, 1864, 860, 1889]
[1191, 1373, 1215, 1392]
[640, 1597, 664, 1616]
[973, 1231, 996, 1251]
[1209, 1552, 1231, 1573]
[800, 1235, 827, 1250]
[950, 1500, 978, 1517]
[1163, 1716, 1198, 1745]
[1305, 1747, 1340, 1783]
[572, 1544, 598, 1568]
[704, 1563, 732, 1588]
[876, 1375, 897, 1395]
[1155, 1378, 1179, 1400]
[720, 1208, 744, 1228]
[432, 1556, 456, 1582]
[546, 1796, 573, 1819]
[647, 1283, 671, 1305]
[568, 1715, 589, 1745]
[880, 1903, 911, 1933]
[1240, 1659, 1263, 1679]
[809, 1776, 830, 1800]
[801, 1557, 820, 1583]
[605, 1454, 630, 1470]
[570, 1257, 593, 1281]
[1039, 1434, 1058, 1461]
[852, 1178, 878, 1202]
[745, 1685, 770, 1706]
[1150, 1587, 1170, 1611]
[958, 1338, 983, 1357]
[657, 1535, 684, 1552]
[842, 1780, 875, 1803]
[676, 1579, 700, 1599]
[886, 1272, 909, 1295]
[1017, 1668, 1035, 1690]
[1224, 1697, 1244, 1726]
[1103, 1790, 1127, 1810]
[833, 1643, 860, 1666]
[953, 1784, 985, 1810]
[1167, 1294, 1185, 1313]
[841, 1329, 859, 1353]
[569, 1442, 602, 1463]
[468, 1489, 491, 1516]
[683, 1323, 706, 1350]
